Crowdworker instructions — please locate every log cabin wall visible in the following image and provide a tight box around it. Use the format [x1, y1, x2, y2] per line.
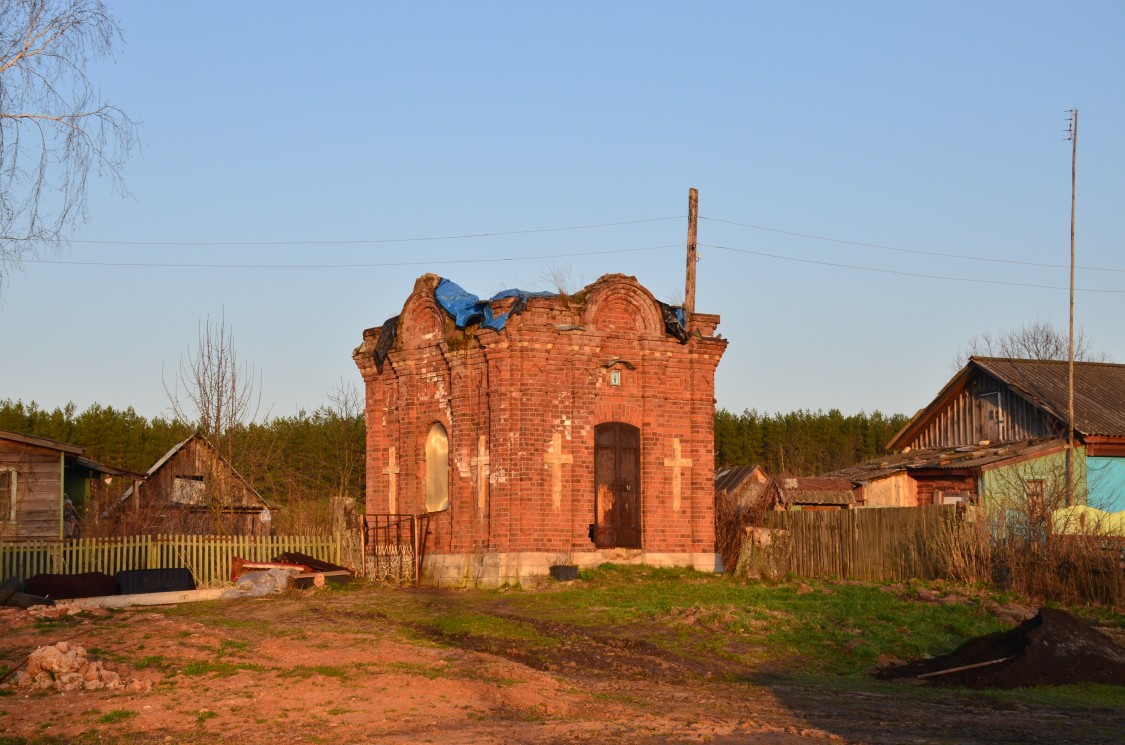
[907, 372, 1061, 450]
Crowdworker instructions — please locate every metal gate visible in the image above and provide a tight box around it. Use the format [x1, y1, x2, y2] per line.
[364, 513, 433, 584]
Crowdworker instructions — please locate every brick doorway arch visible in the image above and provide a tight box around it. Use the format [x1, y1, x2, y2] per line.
[593, 422, 641, 548]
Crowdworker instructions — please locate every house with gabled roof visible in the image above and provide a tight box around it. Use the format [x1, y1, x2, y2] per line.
[829, 358, 1125, 511]
[110, 433, 273, 536]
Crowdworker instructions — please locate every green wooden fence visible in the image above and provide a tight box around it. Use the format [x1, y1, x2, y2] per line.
[744, 505, 962, 581]
[0, 534, 343, 587]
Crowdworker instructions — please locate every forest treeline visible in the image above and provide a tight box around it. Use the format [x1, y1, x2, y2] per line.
[1, 399, 909, 518]
[714, 408, 910, 475]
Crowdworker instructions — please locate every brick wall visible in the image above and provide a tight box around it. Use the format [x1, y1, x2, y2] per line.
[354, 274, 727, 560]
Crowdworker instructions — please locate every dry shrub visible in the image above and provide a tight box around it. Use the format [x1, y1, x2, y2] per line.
[715, 487, 772, 573]
[934, 461, 1125, 608]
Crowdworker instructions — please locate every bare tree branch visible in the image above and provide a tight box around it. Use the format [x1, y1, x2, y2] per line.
[163, 313, 263, 455]
[0, 0, 138, 292]
[952, 320, 1110, 370]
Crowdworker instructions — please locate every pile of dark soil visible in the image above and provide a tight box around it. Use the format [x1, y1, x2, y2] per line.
[877, 607, 1125, 688]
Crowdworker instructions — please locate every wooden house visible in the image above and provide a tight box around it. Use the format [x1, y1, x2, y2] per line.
[0, 430, 142, 540]
[828, 358, 1125, 510]
[112, 434, 273, 536]
[829, 438, 1067, 507]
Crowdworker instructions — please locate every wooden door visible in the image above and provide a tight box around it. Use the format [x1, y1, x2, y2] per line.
[593, 423, 641, 548]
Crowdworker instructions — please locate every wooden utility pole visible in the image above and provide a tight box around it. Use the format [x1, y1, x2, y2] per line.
[1066, 109, 1078, 507]
[685, 188, 698, 315]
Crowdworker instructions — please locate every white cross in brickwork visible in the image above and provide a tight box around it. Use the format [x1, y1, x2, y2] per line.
[543, 432, 573, 510]
[383, 446, 400, 513]
[664, 438, 692, 511]
[470, 435, 490, 510]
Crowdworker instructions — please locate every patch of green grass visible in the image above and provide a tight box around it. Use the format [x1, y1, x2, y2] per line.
[425, 611, 553, 643]
[276, 665, 352, 681]
[97, 709, 138, 724]
[976, 682, 1125, 709]
[327, 707, 352, 716]
[196, 710, 218, 725]
[180, 661, 265, 677]
[134, 655, 169, 671]
[206, 618, 261, 630]
[512, 564, 1006, 675]
[217, 639, 250, 657]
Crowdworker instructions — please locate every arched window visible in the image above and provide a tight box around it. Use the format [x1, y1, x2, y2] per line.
[425, 423, 450, 512]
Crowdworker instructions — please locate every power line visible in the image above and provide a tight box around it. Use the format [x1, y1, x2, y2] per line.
[701, 215, 1125, 274]
[63, 216, 684, 247]
[28, 243, 681, 269]
[701, 242, 1125, 294]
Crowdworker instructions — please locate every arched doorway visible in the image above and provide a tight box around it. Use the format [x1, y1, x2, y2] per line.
[593, 422, 641, 548]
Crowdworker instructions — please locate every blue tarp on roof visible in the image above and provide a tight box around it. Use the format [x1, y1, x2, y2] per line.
[434, 278, 555, 332]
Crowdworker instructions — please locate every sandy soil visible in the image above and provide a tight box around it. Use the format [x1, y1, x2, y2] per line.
[1, 588, 1123, 744]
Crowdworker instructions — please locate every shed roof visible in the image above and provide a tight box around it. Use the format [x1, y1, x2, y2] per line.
[829, 438, 1068, 483]
[0, 429, 84, 455]
[776, 476, 855, 506]
[0, 429, 143, 477]
[714, 464, 766, 493]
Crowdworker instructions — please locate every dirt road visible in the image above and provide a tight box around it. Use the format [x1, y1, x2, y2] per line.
[1, 583, 1122, 744]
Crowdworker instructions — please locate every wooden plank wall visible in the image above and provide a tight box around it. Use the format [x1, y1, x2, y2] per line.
[756, 505, 960, 581]
[0, 441, 62, 540]
[0, 534, 344, 586]
[910, 373, 1059, 449]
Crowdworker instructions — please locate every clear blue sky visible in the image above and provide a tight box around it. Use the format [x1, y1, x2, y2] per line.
[2, 1, 1123, 422]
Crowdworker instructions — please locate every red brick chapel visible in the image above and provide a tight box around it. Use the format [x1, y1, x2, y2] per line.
[353, 272, 727, 585]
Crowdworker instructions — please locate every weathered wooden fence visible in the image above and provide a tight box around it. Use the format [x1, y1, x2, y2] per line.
[745, 505, 961, 581]
[0, 534, 343, 587]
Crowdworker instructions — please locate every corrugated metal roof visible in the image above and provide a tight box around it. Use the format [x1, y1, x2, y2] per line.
[972, 358, 1125, 437]
[714, 464, 766, 493]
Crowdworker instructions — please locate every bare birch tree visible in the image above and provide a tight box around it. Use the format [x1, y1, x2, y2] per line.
[953, 320, 1109, 370]
[324, 377, 364, 499]
[0, 0, 138, 290]
[164, 314, 262, 456]
[163, 314, 264, 533]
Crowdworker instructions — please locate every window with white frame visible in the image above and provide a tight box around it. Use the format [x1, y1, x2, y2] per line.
[0, 468, 15, 522]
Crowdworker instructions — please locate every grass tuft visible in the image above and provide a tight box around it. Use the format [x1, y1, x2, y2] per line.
[97, 709, 138, 724]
